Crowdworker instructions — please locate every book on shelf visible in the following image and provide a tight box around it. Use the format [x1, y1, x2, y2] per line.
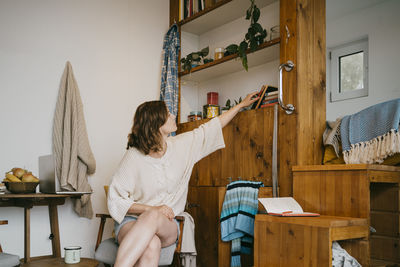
[251, 85, 267, 109]
[182, 0, 206, 19]
[251, 85, 278, 109]
[258, 197, 320, 217]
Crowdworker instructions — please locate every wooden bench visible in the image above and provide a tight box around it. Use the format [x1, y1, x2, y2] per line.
[253, 215, 369, 267]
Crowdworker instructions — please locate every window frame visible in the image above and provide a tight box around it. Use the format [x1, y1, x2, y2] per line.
[329, 38, 369, 102]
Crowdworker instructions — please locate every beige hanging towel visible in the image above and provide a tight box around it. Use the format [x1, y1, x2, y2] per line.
[53, 61, 96, 218]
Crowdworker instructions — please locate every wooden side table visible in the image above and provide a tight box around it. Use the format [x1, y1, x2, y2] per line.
[0, 193, 83, 263]
[253, 214, 369, 267]
[20, 257, 98, 266]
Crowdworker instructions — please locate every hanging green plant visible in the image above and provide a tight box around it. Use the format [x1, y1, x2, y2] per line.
[225, 0, 267, 71]
[180, 47, 209, 72]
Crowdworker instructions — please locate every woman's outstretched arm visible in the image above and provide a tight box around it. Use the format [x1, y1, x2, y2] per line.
[218, 91, 259, 128]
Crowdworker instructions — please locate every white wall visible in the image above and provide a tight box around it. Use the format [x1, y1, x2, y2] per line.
[0, 0, 168, 259]
[180, 1, 280, 121]
[326, 0, 400, 120]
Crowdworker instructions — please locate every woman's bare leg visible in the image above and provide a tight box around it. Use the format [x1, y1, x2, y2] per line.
[114, 210, 178, 267]
[134, 235, 161, 267]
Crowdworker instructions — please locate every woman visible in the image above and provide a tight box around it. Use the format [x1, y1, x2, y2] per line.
[108, 92, 258, 267]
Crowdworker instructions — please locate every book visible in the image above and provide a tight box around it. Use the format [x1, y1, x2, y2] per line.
[261, 98, 278, 105]
[258, 197, 320, 217]
[251, 85, 267, 109]
[252, 85, 278, 109]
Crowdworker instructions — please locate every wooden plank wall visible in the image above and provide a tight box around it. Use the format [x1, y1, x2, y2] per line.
[293, 170, 370, 218]
[177, 107, 275, 187]
[296, 0, 326, 168]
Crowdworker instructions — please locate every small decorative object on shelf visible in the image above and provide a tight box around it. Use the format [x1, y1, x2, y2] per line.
[270, 25, 279, 41]
[188, 111, 202, 122]
[203, 104, 220, 119]
[207, 92, 219, 105]
[214, 47, 224, 60]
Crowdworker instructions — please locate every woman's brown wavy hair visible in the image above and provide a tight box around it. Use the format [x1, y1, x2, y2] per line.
[127, 101, 168, 154]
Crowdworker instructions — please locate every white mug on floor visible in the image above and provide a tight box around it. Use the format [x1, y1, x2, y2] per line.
[64, 246, 81, 264]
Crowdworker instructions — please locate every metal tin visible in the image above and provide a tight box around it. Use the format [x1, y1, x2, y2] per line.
[188, 111, 202, 122]
[203, 104, 220, 119]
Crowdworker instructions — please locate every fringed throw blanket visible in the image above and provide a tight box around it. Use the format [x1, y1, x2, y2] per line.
[323, 118, 342, 157]
[340, 98, 400, 164]
[220, 180, 263, 267]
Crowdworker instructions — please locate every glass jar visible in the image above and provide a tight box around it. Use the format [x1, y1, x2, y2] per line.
[188, 111, 202, 122]
[270, 25, 279, 41]
[214, 48, 224, 60]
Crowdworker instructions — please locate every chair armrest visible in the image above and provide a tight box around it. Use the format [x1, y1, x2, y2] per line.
[175, 216, 184, 222]
[96, 214, 112, 219]
[174, 216, 185, 253]
[95, 213, 113, 251]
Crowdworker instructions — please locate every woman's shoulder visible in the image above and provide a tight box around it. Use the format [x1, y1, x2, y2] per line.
[121, 147, 147, 163]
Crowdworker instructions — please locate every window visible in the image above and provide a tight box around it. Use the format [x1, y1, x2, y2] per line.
[329, 38, 368, 102]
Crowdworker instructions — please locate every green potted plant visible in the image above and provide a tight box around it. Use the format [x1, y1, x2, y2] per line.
[181, 47, 209, 72]
[225, 0, 267, 71]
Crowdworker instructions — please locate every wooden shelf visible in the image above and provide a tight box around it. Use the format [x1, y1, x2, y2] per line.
[177, 105, 276, 127]
[179, 0, 278, 35]
[179, 38, 280, 82]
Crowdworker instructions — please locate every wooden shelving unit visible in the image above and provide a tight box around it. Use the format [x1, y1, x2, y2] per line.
[179, 38, 280, 82]
[170, 0, 327, 265]
[179, 0, 277, 35]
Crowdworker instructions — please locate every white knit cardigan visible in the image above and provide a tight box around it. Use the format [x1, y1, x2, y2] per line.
[108, 118, 225, 224]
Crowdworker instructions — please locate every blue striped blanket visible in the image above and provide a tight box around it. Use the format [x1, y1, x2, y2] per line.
[340, 98, 400, 163]
[220, 180, 263, 267]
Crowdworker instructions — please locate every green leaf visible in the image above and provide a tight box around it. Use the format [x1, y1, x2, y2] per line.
[246, 8, 251, 20]
[252, 6, 260, 23]
[225, 44, 238, 54]
[249, 38, 258, 51]
[200, 46, 209, 57]
[248, 26, 255, 36]
[239, 40, 248, 55]
[192, 53, 199, 60]
[253, 23, 263, 33]
[241, 54, 248, 71]
[226, 99, 231, 108]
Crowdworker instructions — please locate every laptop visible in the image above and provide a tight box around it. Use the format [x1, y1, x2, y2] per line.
[38, 154, 92, 194]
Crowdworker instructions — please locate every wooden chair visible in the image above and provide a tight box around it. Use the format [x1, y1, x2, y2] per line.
[0, 220, 20, 267]
[94, 187, 184, 267]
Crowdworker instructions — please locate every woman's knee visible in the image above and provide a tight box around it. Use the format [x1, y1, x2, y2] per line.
[139, 209, 162, 224]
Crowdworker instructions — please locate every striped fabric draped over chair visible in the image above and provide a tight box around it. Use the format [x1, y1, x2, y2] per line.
[220, 180, 263, 267]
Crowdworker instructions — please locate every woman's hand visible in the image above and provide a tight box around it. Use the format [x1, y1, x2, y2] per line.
[238, 91, 259, 108]
[154, 205, 175, 220]
[218, 91, 259, 128]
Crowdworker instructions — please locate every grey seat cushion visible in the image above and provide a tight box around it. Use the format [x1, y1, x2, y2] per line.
[0, 252, 20, 267]
[94, 238, 176, 266]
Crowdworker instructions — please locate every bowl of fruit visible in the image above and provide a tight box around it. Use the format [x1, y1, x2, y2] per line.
[3, 168, 40, 194]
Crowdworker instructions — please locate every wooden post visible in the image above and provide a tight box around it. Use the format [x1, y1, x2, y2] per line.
[49, 203, 61, 258]
[24, 208, 30, 262]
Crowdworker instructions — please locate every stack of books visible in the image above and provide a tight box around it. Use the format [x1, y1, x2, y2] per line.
[251, 85, 278, 109]
[180, 0, 217, 20]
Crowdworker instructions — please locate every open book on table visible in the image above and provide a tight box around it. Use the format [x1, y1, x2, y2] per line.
[258, 197, 320, 217]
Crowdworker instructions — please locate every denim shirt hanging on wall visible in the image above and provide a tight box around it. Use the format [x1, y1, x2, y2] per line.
[160, 24, 180, 120]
